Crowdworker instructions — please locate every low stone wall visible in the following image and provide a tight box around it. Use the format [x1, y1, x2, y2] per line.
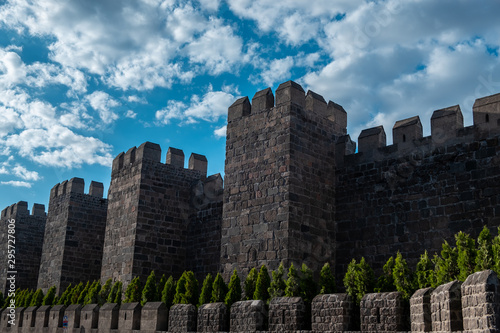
[0, 272, 499, 333]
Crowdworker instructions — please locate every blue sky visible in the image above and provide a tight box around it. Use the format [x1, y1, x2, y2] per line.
[1, 0, 500, 212]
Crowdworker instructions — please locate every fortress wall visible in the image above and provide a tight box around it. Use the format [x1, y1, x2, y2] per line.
[102, 142, 222, 285]
[0, 202, 46, 293]
[221, 81, 340, 279]
[37, 178, 107, 293]
[335, 129, 500, 281]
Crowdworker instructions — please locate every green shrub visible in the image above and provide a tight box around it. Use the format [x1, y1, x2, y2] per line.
[415, 251, 434, 288]
[161, 276, 176, 308]
[269, 262, 286, 298]
[124, 277, 142, 303]
[225, 269, 242, 308]
[375, 256, 395, 292]
[23, 289, 34, 307]
[433, 241, 458, 287]
[157, 274, 167, 301]
[456, 231, 476, 281]
[254, 265, 270, 302]
[493, 227, 500, 276]
[30, 289, 44, 307]
[475, 226, 493, 272]
[85, 281, 101, 305]
[77, 281, 91, 305]
[300, 263, 317, 303]
[42, 286, 57, 306]
[393, 252, 414, 300]
[343, 257, 374, 305]
[99, 279, 112, 305]
[173, 271, 198, 305]
[198, 273, 214, 306]
[211, 273, 228, 303]
[285, 263, 300, 297]
[319, 263, 335, 294]
[57, 284, 72, 306]
[244, 268, 258, 300]
[142, 271, 158, 305]
[108, 281, 123, 305]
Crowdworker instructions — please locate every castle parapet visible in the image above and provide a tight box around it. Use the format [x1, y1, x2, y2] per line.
[328, 101, 347, 134]
[358, 125, 386, 154]
[276, 80, 305, 108]
[89, 181, 104, 198]
[306, 90, 327, 116]
[189, 153, 207, 176]
[228, 96, 250, 121]
[431, 105, 464, 144]
[473, 92, 500, 138]
[166, 147, 185, 167]
[31, 203, 46, 216]
[251, 87, 274, 113]
[1, 201, 28, 218]
[50, 178, 104, 198]
[136, 141, 161, 163]
[393, 116, 423, 148]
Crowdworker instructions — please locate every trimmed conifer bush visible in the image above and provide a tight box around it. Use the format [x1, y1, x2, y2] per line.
[198, 273, 213, 306]
[300, 263, 317, 303]
[124, 277, 142, 303]
[57, 283, 72, 305]
[285, 263, 300, 297]
[84, 281, 101, 305]
[211, 273, 228, 303]
[393, 252, 414, 300]
[433, 240, 458, 287]
[415, 250, 434, 288]
[375, 256, 395, 292]
[142, 271, 158, 305]
[99, 279, 112, 305]
[30, 289, 44, 307]
[244, 267, 257, 300]
[77, 281, 91, 305]
[456, 231, 476, 281]
[225, 269, 242, 308]
[161, 276, 176, 308]
[157, 274, 167, 301]
[319, 262, 335, 294]
[254, 265, 270, 302]
[475, 226, 493, 271]
[269, 262, 286, 298]
[343, 257, 374, 305]
[42, 286, 57, 306]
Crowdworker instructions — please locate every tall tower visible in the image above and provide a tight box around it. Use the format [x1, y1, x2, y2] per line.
[221, 81, 347, 277]
[37, 178, 107, 293]
[0, 202, 46, 293]
[100, 142, 222, 285]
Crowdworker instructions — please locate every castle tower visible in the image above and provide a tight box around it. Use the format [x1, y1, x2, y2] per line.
[221, 81, 345, 277]
[37, 178, 108, 293]
[100, 142, 222, 285]
[0, 202, 46, 293]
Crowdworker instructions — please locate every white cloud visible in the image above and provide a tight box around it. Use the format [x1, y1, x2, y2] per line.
[12, 164, 40, 181]
[86, 91, 120, 124]
[126, 110, 138, 119]
[127, 95, 147, 104]
[156, 85, 238, 124]
[214, 125, 226, 138]
[1, 180, 32, 188]
[260, 56, 294, 87]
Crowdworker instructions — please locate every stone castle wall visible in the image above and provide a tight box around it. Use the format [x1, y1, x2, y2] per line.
[0, 202, 46, 294]
[100, 142, 222, 285]
[36, 178, 107, 293]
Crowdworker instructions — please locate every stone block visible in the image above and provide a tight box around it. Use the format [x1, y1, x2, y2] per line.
[275, 80, 305, 108]
[97, 303, 119, 333]
[360, 292, 408, 332]
[268, 296, 306, 332]
[431, 280, 463, 332]
[393, 115, 422, 147]
[34, 305, 50, 329]
[166, 147, 185, 168]
[358, 125, 386, 154]
[431, 104, 464, 144]
[328, 100, 348, 134]
[124, 146, 136, 165]
[189, 153, 208, 176]
[230, 300, 267, 332]
[64, 304, 82, 329]
[252, 87, 274, 113]
[306, 90, 327, 116]
[89, 181, 104, 198]
[473, 92, 500, 137]
[118, 302, 141, 331]
[140, 302, 168, 333]
[80, 304, 99, 330]
[136, 141, 161, 163]
[197, 302, 228, 332]
[22, 306, 37, 332]
[31, 203, 46, 216]
[461, 269, 500, 332]
[312, 293, 354, 332]
[228, 96, 251, 121]
[67, 177, 85, 194]
[168, 304, 197, 333]
[48, 305, 65, 330]
[410, 287, 432, 332]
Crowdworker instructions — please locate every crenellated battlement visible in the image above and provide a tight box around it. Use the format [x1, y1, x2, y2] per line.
[50, 177, 104, 199]
[111, 141, 210, 178]
[337, 92, 500, 165]
[0, 201, 46, 219]
[228, 80, 348, 136]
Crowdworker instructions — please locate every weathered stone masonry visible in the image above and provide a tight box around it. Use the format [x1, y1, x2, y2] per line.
[0, 202, 46, 294]
[36, 178, 107, 293]
[100, 142, 222, 284]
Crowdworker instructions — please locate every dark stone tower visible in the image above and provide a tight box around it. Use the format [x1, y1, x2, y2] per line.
[37, 178, 107, 293]
[100, 142, 222, 285]
[0, 202, 46, 293]
[221, 81, 347, 278]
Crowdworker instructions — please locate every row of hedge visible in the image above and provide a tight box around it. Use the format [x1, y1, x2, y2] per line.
[345, 226, 500, 304]
[2, 226, 498, 309]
